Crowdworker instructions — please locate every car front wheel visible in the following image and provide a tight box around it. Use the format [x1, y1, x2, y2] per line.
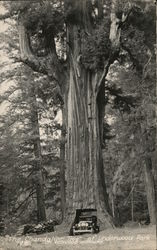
[95, 226, 99, 233]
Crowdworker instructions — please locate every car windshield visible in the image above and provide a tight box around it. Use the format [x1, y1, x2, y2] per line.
[79, 216, 92, 221]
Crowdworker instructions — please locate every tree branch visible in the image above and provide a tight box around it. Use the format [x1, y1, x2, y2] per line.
[4, 188, 36, 220]
[121, 5, 133, 24]
[95, 60, 111, 95]
[12, 192, 36, 221]
[18, 22, 48, 75]
[18, 19, 66, 91]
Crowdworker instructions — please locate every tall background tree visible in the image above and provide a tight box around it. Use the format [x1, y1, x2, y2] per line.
[0, 20, 64, 230]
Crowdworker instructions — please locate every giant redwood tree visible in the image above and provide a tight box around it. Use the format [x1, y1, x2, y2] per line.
[2, 0, 155, 227]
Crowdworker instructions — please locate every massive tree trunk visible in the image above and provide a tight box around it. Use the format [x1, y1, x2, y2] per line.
[66, 59, 112, 226]
[64, 0, 128, 227]
[64, 2, 113, 226]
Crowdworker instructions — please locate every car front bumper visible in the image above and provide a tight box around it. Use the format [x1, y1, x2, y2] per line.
[73, 228, 94, 234]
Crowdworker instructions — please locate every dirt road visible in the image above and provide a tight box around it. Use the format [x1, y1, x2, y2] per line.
[0, 225, 156, 250]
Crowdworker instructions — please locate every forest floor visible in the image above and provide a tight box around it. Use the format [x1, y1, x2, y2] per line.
[0, 224, 156, 250]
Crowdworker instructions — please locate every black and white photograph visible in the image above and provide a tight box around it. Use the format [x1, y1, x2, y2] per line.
[0, 0, 156, 249]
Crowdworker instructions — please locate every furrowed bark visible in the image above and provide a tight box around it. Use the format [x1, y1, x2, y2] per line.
[64, 0, 115, 228]
[65, 54, 113, 226]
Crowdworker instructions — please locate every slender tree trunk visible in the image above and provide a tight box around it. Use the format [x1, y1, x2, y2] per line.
[140, 119, 156, 225]
[144, 157, 156, 225]
[111, 194, 115, 218]
[139, 112, 156, 225]
[60, 107, 66, 220]
[131, 175, 134, 222]
[30, 84, 46, 223]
